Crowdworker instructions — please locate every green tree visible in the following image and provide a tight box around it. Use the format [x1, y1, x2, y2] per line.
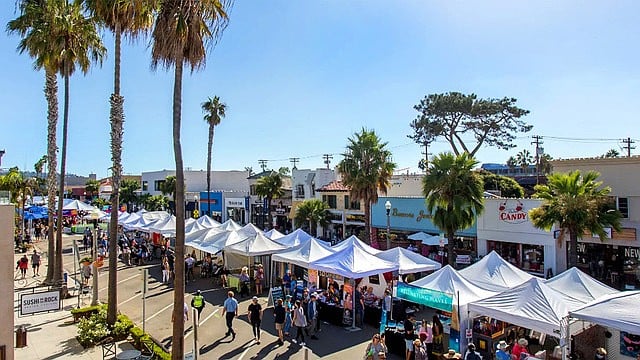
[160, 175, 176, 199]
[33, 155, 47, 195]
[0, 167, 38, 240]
[477, 170, 525, 198]
[604, 149, 620, 158]
[255, 172, 284, 229]
[141, 194, 168, 211]
[84, 0, 157, 326]
[423, 153, 484, 266]
[278, 167, 290, 176]
[201, 95, 226, 216]
[529, 171, 622, 268]
[51, 0, 106, 287]
[294, 198, 329, 237]
[150, 0, 231, 356]
[8, 0, 61, 285]
[337, 128, 396, 243]
[92, 197, 109, 209]
[119, 179, 140, 210]
[410, 92, 531, 156]
[85, 179, 100, 199]
[516, 149, 533, 172]
[506, 156, 517, 173]
[539, 153, 553, 174]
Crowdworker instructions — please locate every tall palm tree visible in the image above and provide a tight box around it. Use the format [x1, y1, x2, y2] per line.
[150, 1, 231, 356]
[49, 0, 106, 287]
[529, 171, 622, 268]
[337, 128, 396, 243]
[423, 152, 484, 266]
[294, 198, 329, 237]
[8, 0, 62, 285]
[201, 95, 226, 216]
[255, 172, 284, 229]
[84, 0, 157, 326]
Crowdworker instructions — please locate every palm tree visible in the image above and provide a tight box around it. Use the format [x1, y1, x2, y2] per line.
[294, 199, 329, 236]
[337, 128, 396, 244]
[85, 179, 100, 200]
[423, 152, 484, 266]
[33, 155, 47, 195]
[84, 0, 157, 326]
[8, 0, 61, 285]
[506, 156, 517, 173]
[255, 172, 284, 229]
[539, 153, 553, 174]
[150, 1, 231, 356]
[51, 0, 106, 287]
[0, 168, 38, 243]
[160, 175, 177, 213]
[201, 96, 226, 216]
[604, 149, 620, 158]
[516, 149, 533, 173]
[119, 179, 140, 210]
[529, 171, 622, 268]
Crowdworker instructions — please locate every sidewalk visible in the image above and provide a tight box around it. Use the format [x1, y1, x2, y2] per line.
[13, 236, 135, 360]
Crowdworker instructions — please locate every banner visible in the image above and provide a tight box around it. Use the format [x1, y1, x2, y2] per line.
[395, 282, 453, 312]
[20, 291, 61, 315]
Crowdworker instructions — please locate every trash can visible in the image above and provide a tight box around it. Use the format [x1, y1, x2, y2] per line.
[16, 325, 27, 348]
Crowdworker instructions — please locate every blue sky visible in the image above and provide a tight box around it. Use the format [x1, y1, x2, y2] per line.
[1, 1, 639, 179]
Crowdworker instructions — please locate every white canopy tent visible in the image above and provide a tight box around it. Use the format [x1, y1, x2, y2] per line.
[225, 232, 287, 257]
[375, 247, 441, 274]
[274, 228, 313, 247]
[264, 228, 285, 240]
[236, 223, 263, 238]
[468, 277, 585, 337]
[185, 219, 210, 235]
[219, 219, 242, 231]
[124, 211, 172, 231]
[196, 215, 221, 228]
[185, 228, 240, 254]
[147, 215, 177, 237]
[545, 267, 618, 303]
[570, 291, 640, 335]
[83, 209, 109, 220]
[458, 250, 533, 292]
[332, 235, 380, 255]
[119, 212, 140, 227]
[408, 231, 446, 246]
[271, 237, 334, 268]
[311, 243, 398, 279]
[63, 199, 96, 211]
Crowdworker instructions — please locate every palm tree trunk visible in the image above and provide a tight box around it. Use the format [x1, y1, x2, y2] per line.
[568, 230, 578, 268]
[171, 58, 186, 360]
[206, 124, 213, 216]
[53, 74, 70, 287]
[447, 232, 455, 267]
[44, 70, 58, 285]
[107, 26, 123, 326]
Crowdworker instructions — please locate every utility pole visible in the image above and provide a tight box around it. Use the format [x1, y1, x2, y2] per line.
[531, 135, 543, 185]
[0, 149, 4, 167]
[289, 157, 300, 170]
[622, 137, 635, 157]
[322, 154, 333, 169]
[258, 160, 268, 172]
[421, 141, 432, 173]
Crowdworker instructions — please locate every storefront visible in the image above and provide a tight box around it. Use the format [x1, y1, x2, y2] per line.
[199, 191, 222, 220]
[476, 198, 559, 278]
[371, 197, 477, 264]
[224, 197, 247, 224]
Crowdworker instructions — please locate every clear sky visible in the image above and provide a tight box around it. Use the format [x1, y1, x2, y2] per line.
[1, 1, 639, 179]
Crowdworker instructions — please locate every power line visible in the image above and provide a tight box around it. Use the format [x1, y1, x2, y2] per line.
[322, 154, 333, 169]
[622, 137, 635, 157]
[258, 159, 268, 172]
[289, 157, 300, 170]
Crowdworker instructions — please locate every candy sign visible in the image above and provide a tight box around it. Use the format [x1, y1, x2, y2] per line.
[498, 200, 528, 224]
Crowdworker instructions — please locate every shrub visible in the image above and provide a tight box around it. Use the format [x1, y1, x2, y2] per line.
[74, 305, 134, 347]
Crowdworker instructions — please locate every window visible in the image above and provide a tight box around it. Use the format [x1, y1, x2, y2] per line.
[296, 184, 305, 198]
[618, 197, 629, 218]
[154, 180, 165, 191]
[142, 181, 148, 191]
[250, 185, 257, 196]
[344, 195, 349, 209]
[323, 195, 337, 209]
[350, 200, 360, 210]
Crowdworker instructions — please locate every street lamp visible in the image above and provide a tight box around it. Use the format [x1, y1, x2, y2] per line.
[194, 195, 199, 218]
[385, 200, 391, 250]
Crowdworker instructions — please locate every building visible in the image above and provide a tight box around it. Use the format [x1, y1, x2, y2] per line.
[247, 171, 292, 230]
[476, 198, 559, 278]
[0, 203, 14, 360]
[386, 174, 424, 197]
[315, 180, 365, 240]
[551, 156, 640, 289]
[289, 167, 337, 234]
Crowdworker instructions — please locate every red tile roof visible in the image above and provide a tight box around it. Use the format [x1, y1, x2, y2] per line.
[316, 180, 350, 192]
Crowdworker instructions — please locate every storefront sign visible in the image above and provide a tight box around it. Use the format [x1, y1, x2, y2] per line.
[225, 198, 245, 208]
[391, 208, 432, 222]
[396, 282, 453, 312]
[456, 255, 471, 264]
[498, 200, 528, 224]
[625, 247, 640, 260]
[20, 291, 60, 315]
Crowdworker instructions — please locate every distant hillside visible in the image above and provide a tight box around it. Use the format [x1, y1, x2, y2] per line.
[0, 169, 90, 186]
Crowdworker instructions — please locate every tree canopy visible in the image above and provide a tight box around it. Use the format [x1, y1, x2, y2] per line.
[294, 198, 330, 237]
[409, 92, 531, 156]
[476, 170, 525, 198]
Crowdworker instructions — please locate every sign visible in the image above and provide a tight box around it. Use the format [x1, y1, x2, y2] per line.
[396, 282, 453, 312]
[225, 198, 245, 208]
[456, 255, 471, 264]
[244, 196, 250, 211]
[498, 200, 528, 224]
[308, 269, 317, 286]
[267, 286, 284, 307]
[20, 290, 61, 315]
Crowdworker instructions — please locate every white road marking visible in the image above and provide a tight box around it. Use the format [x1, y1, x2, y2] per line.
[146, 293, 189, 321]
[118, 292, 142, 306]
[98, 274, 139, 292]
[185, 309, 219, 339]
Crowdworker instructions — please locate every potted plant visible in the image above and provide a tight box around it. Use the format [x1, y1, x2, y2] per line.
[80, 257, 93, 266]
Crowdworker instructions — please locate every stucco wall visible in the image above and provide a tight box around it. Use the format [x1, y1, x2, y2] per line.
[0, 205, 14, 360]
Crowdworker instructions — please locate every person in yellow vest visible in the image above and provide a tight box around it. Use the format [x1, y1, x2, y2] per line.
[191, 290, 205, 324]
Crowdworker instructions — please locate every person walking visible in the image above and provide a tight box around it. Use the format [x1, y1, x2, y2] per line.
[306, 293, 319, 340]
[273, 298, 286, 345]
[191, 290, 205, 325]
[30, 250, 41, 277]
[221, 291, 239, 338]
[161, 256, 170, 284]
[248, 296, 263, 344]
[16, 255, 29, 279]
[292, 300, 307, 346]
[284, 294, 293, 337]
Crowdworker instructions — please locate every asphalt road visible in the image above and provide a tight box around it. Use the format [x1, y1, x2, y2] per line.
[54, 234, 401, 360]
